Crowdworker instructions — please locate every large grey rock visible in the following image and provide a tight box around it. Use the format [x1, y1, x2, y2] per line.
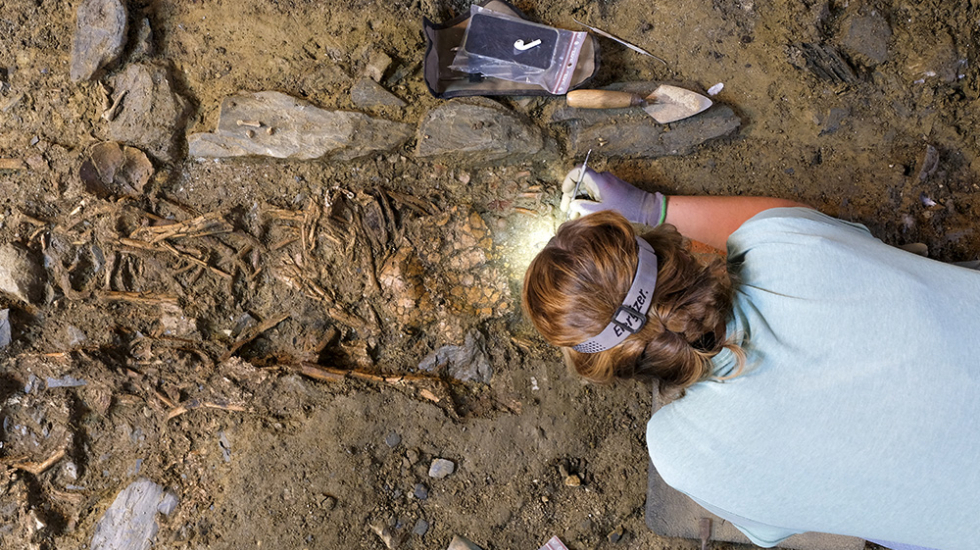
[91, 478, 179, 550]
[108, 63, 192, 163]
[553, 104, 741, 158]
[187, 91, 412, 161]
[416, 98, 543, 163]
[0, 243, 45, 305]
[419, 330, 492, 383]
[70, 0, 128, 82]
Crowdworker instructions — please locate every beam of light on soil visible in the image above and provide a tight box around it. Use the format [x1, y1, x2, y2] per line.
[501, 216, 557, 278]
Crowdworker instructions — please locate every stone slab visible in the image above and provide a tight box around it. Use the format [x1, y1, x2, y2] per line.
[188, 91, 412, 161]
[416, 98, 543, 163]
[551, 82, 740, 158]
[90, 477, 179, 550]
[108, 63, 191, 163]
[70, 0, 127, 81]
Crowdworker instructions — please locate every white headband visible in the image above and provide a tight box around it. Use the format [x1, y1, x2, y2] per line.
[572, 237, 658, 353]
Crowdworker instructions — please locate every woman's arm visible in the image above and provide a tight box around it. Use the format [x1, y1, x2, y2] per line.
[559, 167, 811, 249]
[664, 196, 812, 251]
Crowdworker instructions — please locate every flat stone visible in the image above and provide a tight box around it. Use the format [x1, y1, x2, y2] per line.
[416, 98, 543, 163]
[351, 77, 406, 109]
[412, 519, 429, 536]
[0, 309, 10, 348]
[46, 375, 88, 389]
[554, 104, 741, 158]
[419, 330, 492, 383]
[90, 478, 178, 550]
[428, 458, 455, 479]
[413, 483, 428, 500]
[66, 325, 87, 347]
[188, 91, 412, 161]
[364, 50, 393, 82]
[79, 142, 154, 199]
[385, 432, 402, 447]
[108, 63, 192, 163]
[70, 0, 127, 82]
[0, 243, 46, 305]
[842, 14, 891, 66]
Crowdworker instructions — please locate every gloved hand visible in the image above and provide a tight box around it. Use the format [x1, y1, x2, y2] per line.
[560, 166, 667, 227]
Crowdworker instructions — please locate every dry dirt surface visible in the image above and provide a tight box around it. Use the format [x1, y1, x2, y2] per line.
[1, 0, 978, 549]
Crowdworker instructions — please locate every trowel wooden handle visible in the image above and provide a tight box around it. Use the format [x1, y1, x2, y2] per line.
[567, 90, 644, 109]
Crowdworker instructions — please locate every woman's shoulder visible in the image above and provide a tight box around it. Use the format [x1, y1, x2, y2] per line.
[736, 207, 874, 239]
[726, 207, 877, 259]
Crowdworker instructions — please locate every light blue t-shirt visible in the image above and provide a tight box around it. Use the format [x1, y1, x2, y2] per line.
[646, 208, 980, 550]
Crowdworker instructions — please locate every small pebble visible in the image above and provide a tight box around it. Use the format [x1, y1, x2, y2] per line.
[413, 483, 428, 500]
[320, 495, 337, 510]
[413, 519, 429, 536]
[428, 458, 455, 479]
[266, 127, 275, 135]
[385, 432, 401, 447]
[607, 526, 624, 543]
[246, 129, 255, 138]
[564, 474, 581, 487]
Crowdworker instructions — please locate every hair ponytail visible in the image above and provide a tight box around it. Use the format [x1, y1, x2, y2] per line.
[523, 211, 742, 395]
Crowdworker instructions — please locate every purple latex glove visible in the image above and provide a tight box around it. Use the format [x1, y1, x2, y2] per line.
[560, 166, 666, 226]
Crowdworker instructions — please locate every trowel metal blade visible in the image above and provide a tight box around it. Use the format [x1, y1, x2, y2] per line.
[643, 84, 713, 124]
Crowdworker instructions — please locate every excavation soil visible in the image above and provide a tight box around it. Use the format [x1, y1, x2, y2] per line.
[1, 1, 979, 549]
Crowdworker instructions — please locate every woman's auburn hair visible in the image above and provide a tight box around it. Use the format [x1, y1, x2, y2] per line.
[522, 210, 742, 393]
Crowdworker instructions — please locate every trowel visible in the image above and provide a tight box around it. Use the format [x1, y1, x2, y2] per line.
[566, 85, 713, 124]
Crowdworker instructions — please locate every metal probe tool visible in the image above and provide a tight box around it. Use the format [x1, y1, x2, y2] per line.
[566, 148, 593, 221]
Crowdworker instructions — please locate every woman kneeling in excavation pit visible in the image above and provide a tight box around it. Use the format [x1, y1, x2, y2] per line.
[522, 167, 980, 550]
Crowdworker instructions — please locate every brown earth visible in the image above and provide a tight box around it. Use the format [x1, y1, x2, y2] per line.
[1, 0, 978, 549]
